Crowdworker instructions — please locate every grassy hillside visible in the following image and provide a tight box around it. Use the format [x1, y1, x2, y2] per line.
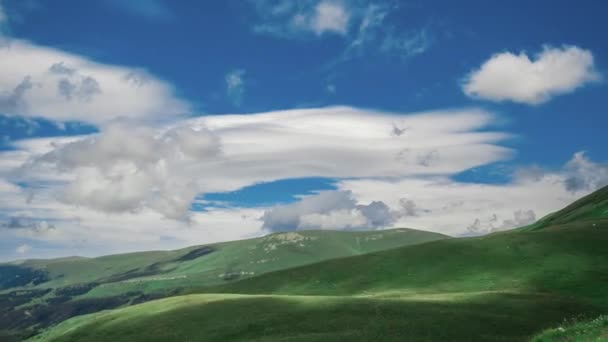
[521, 185, 608, 231]
[205, 222, 608, 303]
[532, 315, 608, 341]
[7, 228, 446, 292]
[30, 292, 598, 342]
[31, 219, 608, 341]
[0, 228, 446, 340]
[21, 186, 608, 341]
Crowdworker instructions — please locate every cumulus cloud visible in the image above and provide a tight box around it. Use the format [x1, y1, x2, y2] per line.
[0, 76, 34, 112]
[339, 150, 608, 236]
[262, 190, 399, 231]
[463, 45, 601, 104]
[467, 210, 537, 234]
[25, 122, 222, 220]
[308, 1, 351, 35]
[262, 190, 429, 231]
[0, 40, 188, 124]
[563, 152, 608, 192]
[225, 69, 246, 106]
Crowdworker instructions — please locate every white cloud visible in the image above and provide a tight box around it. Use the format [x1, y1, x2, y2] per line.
[463, 45, 601, 104]
[2, 104, 606, 259]
[225, 69, 246, 106]
[16, 244, 32, 254]
[261, 189, 424, 232]
[309, 1, 350, 35]
[253, 0, 351, 37]
[338, 151, 608, 236]
[562, 152, 608, 192]
[1, 147, 606, 259]
[0, 40, 189, 124]
[11, 106, 509, 222]
[262, 190, 397, 231]
[467, 210, 536, 234]
[24, 122, 221, 220]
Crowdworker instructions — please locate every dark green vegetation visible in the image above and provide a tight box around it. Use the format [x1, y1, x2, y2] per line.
[0, 228, 446, 340]
[532, 315, 608, 341]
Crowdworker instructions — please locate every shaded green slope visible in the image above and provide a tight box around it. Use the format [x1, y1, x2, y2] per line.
[29, 292, 599, 342]
[202, 221, 608, 306]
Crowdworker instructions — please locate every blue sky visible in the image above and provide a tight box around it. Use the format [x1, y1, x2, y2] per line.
[0, 0, 607, 260]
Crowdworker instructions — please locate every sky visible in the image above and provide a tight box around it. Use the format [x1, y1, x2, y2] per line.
[0, 0, 607, 261]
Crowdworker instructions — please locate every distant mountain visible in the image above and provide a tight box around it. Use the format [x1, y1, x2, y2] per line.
[0, 228, 447, 340]
[29, 186, 608, 342]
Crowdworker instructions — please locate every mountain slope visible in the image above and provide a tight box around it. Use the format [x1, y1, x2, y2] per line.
[521, 184, 608, 231]
[30, 220, 608, 342]
[0, 228, 447, 340]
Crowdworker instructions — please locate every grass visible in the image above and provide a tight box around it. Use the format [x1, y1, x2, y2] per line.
[201, 222, 608, 305]
[520, 185, 608, 231]
[0, 228, 447, 340]
[30, 219, 608, 342]
[8, 228, 448, 294]
[532, 315, 608, 341]
[29, 292, 600, 342]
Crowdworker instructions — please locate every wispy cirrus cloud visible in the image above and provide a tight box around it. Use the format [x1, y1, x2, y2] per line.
[252, 0, 352, 37]
[225, 69, 246, 106]
[251, 1, 432, 60]
[13, 106, 511, 222]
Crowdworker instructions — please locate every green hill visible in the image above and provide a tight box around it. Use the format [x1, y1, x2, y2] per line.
[0, 228, 447, 340]
[520, 184, 608, 231]
[28, 186, 608, 342]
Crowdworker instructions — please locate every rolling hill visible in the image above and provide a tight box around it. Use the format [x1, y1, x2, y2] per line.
[0, 228, 447, 340]
[520, 184, 608, 231]
[28, 185, 608, 342]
